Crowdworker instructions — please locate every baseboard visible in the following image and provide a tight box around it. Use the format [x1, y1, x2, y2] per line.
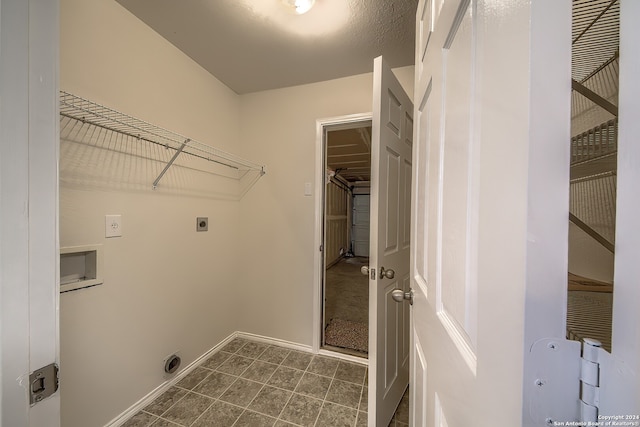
[234, 331, 367, 366]
[103, 332, 239, 427]
[235, 331, 313, 353]
[318, 348, 368, 366]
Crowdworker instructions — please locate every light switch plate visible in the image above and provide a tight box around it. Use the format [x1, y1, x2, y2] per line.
[105, 215, 122, 238]
[304, 182, 312, 196]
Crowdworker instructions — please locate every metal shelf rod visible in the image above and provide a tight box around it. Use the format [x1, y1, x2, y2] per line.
[153, 139, 190, 190]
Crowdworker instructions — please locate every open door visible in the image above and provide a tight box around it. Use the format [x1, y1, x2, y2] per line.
[411, 0, 577, 424]
[0, 0, 60, 425]
[367, 56, 413, 426]
[411, 0, 639, 424]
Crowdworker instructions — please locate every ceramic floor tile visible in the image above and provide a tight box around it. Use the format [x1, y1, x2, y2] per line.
[315, 401, 358, 427]
[122, 339, 404, 427]
[307, 356, 339, 378]
[221, 338, 249, 353]
[121, 411, 158, 427]
[267, 366, 304, 391]
[359, 384, 368, 412]
[202, 350, 232, 370]
[281, 350, 313, 371]
[241, 360, 279, 383]
[218, 378, 263, 407]
[234, 410, 277, 427]
[175, 367, 209, 390]
[150, 418, 182, 427]
[258, 346, 291, 365]
[161, 392, 213, 426]
[356, 411, 368, 427]
[191, 400, 243, 427]
[216, 354, 254, 376]
[247, 385, 292, 418]
[144, 387, 187, 416]
[192, 371, 236, 399]
[325, 379, 362, 409]
[236, 341, 269, 359]
[294, 372, 332, 400]
[334, 361, 367, 385]
[279, 393, 323, 427]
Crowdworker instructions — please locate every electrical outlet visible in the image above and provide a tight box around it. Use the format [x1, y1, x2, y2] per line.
[105, 215, 122, 238]
[196, 217, 208, 232]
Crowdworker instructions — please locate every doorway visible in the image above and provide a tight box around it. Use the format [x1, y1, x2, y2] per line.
[318, 117, 372, 358]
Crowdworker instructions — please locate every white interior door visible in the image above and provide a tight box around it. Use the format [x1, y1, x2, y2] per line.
[410, 2, 483, 424]
[0, 0, 60, 425]
[411, 0, 581, 425]
[368, 56, 413, 427]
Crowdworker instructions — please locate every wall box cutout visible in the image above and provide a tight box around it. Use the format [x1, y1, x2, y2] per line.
[196, 217, 208, 232]
[60, 245, 103, 293]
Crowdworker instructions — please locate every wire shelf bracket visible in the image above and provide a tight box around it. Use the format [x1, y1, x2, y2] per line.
[59, 91, 266, 191]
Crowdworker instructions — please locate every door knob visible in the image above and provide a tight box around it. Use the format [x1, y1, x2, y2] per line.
[379, 266, 395, 279]
[391, 288, 413, 305]
[360, 266, 370, 276]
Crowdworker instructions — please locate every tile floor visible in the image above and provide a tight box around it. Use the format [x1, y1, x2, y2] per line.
[122, 337, 409, 427]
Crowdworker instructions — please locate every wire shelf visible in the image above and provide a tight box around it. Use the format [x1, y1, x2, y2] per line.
[59, 91, 265, 188]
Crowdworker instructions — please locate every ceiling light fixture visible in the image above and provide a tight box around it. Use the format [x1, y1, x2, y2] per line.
[281, 0, 316, 15]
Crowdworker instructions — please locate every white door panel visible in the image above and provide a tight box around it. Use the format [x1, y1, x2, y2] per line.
[411, 0, 587, 425]
[369, 56, 412, 427]
[0, 0, 60, 424]
[413, 3, 480, 418]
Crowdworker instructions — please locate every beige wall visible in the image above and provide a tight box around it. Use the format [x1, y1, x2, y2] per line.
[236, 68, 413, 346]
[60, 0, 242, 425]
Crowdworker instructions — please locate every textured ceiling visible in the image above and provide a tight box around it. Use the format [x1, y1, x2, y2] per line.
[115, 0, 418, 94]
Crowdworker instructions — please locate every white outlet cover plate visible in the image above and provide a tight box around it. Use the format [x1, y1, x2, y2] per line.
[105, 215, 122, 238]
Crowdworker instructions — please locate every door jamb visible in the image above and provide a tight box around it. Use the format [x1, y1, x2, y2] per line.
[312, 113, 372, 354]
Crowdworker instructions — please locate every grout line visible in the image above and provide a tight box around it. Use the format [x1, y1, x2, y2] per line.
[187, 397, 216, 427]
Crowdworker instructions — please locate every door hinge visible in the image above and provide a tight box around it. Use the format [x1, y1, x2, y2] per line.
[29, 363, 59, 405]
[319, 245, 323, 252]
[580, 338, 602, 421]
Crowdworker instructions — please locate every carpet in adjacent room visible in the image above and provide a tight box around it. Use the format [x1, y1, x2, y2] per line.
[324, 318, 368, 354]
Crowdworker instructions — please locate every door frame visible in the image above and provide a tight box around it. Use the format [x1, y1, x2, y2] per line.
[312, 113, 372, 362]
[0, 0, 61, 424]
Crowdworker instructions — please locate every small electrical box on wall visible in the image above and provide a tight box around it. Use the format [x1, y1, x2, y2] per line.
[196, 217, 208, 232]
[105, 215, 122, 238]
[60, 244, 103, 293]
